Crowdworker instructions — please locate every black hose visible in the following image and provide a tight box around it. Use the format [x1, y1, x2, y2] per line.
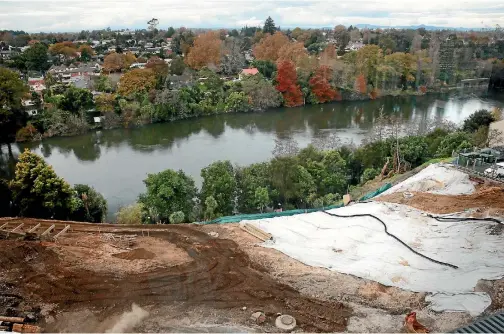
[321, 210, 459, 269]
[427, 214, 503, 225]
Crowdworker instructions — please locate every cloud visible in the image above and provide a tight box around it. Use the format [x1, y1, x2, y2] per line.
[0, 0, 503, 32]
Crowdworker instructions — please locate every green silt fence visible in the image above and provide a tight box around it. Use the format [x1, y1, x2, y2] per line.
[199, 183, 392, 225]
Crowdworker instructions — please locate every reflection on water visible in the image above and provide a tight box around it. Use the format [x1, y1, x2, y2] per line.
[2, 93, 503, 220]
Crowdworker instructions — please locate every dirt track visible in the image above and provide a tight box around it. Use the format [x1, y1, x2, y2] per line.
[0, 224, 351, 332]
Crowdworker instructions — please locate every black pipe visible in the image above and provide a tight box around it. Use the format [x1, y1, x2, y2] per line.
[321, 210, 459, 269]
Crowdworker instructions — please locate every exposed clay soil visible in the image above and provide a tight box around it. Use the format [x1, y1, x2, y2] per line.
[377, 186, 504, 215]
[0, 224, 351, 333]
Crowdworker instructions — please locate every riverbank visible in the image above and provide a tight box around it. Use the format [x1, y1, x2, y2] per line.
[4, 94, 502, 220]
[17, 87, 494, 144]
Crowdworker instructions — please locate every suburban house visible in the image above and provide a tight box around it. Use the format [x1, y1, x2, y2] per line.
[239, 68, 259, 80]
[48, 63, 101, 83]
[27, 77, 46, 93]
[21, 99, 39, 116]
[345, 41, 365, 51]
[130, 62, 146, 69]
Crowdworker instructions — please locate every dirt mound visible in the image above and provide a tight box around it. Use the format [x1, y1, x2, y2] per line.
[1, 226, 352, 332]
[377, 186, 504, 214]
[112, 248, 155, 260]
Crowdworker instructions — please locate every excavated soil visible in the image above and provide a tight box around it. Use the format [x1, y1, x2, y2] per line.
[377, 186, 504, 215]
[112, 248, 155, 260]
[0, 225, 352, 332]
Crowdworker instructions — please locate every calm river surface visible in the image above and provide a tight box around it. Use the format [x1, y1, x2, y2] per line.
[6, 93, 504, 220]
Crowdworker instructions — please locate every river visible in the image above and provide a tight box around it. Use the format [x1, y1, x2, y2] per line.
[3, 93, 503, 220]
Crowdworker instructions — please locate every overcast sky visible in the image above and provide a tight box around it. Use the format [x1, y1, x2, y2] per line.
[1, 0, 503, 32]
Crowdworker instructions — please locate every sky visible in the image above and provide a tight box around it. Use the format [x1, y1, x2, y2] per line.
[1, 0, 503, 32]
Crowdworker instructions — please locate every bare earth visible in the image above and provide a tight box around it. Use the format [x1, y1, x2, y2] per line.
[2, 187, 504, 333]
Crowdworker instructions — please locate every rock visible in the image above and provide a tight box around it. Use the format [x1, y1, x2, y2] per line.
[275, 314, 296, 331]
[250, 311, 266, 324]
[208, 232, 219, 238]
[24, 313, 37, 322]
[242, 306, 247, 311]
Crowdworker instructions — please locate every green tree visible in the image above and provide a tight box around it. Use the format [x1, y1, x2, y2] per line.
[116, 203, 144, 224]
[201, 161, 236, 216]
[24, 43, 50, 72]
[251, 60, 277, 79]
[170, 56, 186, 75]
[263, 16, 277, 34]
[71, 184, 107, 223]
[169, 211, 185, 224]
[204, 196, 218, 220]
[0, 67, 28, 149]
[58, 86, 94, 113]
[435, 131, 472, 157]
[254, 186, 270, 212]
[138, 169, 197, 223]
[94, 75, 113, 92]
[10, 149, 76, 219]
[165, 27, 176, 38]
[462, 109, 495, 133]
[362, 168, 379, 183]
[241, 74, 282, 111]
[224, 91, 250, 113]
[236, 162, 271, 213]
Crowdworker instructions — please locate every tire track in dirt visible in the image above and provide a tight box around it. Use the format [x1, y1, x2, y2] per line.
[1, 225, 351, 332]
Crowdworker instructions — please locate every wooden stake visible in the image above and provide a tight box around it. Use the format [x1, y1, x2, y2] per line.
[28, 223, 41, 233]
[10, 223, 24, 233]
[12, 323, 41, 333]
[40, 224, 55, 237]
[53, 225, 71, 239]
[0, 222, 9, 230]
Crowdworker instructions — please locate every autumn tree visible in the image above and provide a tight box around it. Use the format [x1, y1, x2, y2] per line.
[276, 60, 303, 107]
[49, 41, 76, 55]
[103, 52, 124, 73]
[123, 52, 137, 68]
[95, 93, 116, 113]
[118, 69, 157, 96]
[185, 31, 222, 70]
[309, 66, 340, 103]
[319, 44, 337, 68]
[253, 31, 290, 62]
[145, 56, 168, 86]
[277, 42, 309, 67]
[355, 73, 367, 94]
[78, 44, 94, 61]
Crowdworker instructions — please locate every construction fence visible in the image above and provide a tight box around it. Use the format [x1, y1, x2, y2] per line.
[200, 183, 392, 225]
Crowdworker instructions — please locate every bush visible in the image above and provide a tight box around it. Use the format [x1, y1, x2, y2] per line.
[169, 211, 185, 224]
[362, 168, 379, 183]
[16, 123, 41, 142]
[116, 203, 144, 224]
[435, 131, 472, 157]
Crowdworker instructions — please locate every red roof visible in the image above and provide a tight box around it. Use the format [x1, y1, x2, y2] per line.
[241, 68, 259, 75]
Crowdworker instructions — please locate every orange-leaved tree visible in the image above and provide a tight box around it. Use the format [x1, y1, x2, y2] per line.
[277, 42, 309, 67]
[145, 56, 168, 77]
[253, 31, 289, 62]
[118, 69, 157, 96]
[103, 52, 124, 73]
[49, 41, 76, 55]
[185, 31, 222, 70]
[276, 60, 303, 107]
[309, 66, 340, 103]
[355, 74, 367, 94]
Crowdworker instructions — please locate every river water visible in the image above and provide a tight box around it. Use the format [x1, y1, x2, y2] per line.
[5, 93, 504, 220]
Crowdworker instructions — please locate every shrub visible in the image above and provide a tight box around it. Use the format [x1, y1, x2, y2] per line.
[116, 203, 144, 224]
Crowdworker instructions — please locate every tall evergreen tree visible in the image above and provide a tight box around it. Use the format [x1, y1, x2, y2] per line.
[263, 16, 277, 34]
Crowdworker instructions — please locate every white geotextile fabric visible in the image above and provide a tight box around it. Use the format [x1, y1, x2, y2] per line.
[379, 163, 475, 196]
[426, 293, 492, 316]
[249, 202, 504, 316]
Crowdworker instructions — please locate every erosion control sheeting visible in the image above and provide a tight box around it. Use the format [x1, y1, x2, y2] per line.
[200, 183, 392, 225]
[249, 202, 504, 316]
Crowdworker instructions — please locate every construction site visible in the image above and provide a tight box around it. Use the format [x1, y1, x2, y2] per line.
[1, 163, 504, 333]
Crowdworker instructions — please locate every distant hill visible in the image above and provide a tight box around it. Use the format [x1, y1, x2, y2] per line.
[352, 24, 486, 31]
